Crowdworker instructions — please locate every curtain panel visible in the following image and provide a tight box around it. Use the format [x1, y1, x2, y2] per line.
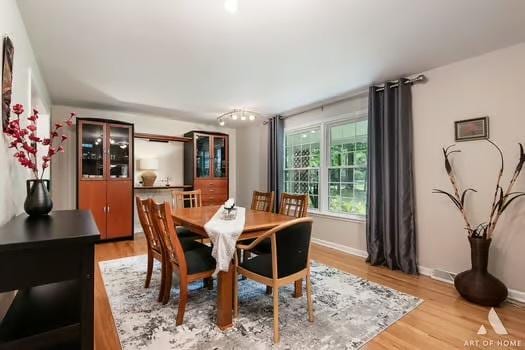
[366, 79, 418, 274]
[267, 116, 284, 212]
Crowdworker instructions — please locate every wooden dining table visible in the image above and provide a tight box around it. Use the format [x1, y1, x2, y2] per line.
[171, 205, 298, 330]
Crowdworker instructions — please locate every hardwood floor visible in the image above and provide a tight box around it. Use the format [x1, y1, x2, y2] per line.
[94, 236, 525, 349]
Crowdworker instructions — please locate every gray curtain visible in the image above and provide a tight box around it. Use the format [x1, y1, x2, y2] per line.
[366, 79, 418, 274]
[267, 115, 284, 212]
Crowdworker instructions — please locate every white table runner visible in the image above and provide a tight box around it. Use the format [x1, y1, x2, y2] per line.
[204, 207, 246, 276]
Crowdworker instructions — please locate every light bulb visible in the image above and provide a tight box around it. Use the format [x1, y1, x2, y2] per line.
[110, 138, 115, 144]
[219, 120, 225, 126]
[241, 115, 246, 121]
[224, 0, 238, 14]
[249, 114, 255, 121]
[232, 113, 238, 120]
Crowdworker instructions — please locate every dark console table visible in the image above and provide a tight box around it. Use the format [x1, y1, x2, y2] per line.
[0, 210, 100, 350]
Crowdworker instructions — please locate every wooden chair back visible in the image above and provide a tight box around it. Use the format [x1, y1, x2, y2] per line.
[251, 191, 275, 212]
[172, 189, 202, 208]
[136, 197, 162, 253]
[278, 193, 308, 218]
[149, 201, 187, 273]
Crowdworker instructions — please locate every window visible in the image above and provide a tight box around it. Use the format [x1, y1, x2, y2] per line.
[284, 127, 320, 209]
[284, 115, 368, 219]
[328, 120, 367, 215]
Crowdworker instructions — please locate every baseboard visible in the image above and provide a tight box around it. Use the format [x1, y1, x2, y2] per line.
[312, 238, 368, 258]
[312, 238, 525, 304]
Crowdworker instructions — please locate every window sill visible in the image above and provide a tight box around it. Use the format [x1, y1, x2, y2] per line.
[308, 210, 366, 224]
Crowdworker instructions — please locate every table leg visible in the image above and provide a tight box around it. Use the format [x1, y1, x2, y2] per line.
[217, 264, 234, 330]
[293, 279, 303, 298]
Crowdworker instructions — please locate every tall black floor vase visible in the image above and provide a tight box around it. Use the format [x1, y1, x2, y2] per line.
[24, 179, 53, 216]
[454, 237, 508, 306]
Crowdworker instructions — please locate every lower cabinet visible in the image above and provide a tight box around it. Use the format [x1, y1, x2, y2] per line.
[107, 181, 133, 239]
[78, 180, 133, 240]
[195, 179, 228, 206]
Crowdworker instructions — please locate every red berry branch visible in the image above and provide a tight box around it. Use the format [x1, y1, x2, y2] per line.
[3, 103, 75, 179]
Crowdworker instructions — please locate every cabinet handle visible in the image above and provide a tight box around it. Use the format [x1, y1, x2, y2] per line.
[107, 206, 111, 212]
[103, 206, 106, 213]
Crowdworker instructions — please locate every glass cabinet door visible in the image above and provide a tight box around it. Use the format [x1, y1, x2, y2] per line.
[195, 134, 211, 178]
[81, 122, 105, 179]
[213, 136, 227, 178]
[108, 125, 131, 179]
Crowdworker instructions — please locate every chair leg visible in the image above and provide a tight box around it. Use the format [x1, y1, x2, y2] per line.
[306, 273, 314, 322]
[273, 285, 280, 343]
[162, 265, 173, 305]
[233, 268, 239, 317]
[204, 277, 213, 290]
[157, 260, 165, 303]
[176, 278, 188, 326]
[145, 252, 153, 288]
[266, 286, 273, 295]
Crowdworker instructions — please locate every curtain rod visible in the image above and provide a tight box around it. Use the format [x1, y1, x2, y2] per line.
[263, 74, 426, 124]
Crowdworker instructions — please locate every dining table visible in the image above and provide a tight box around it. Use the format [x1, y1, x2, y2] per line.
[171, 205, 300, 330]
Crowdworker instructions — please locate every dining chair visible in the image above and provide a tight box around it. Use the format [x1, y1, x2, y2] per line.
[251, 190, 275, 212]
[253, 192, 309, 295]
[233, 217, 314, 343]
[278, 192, 309, 218]
[239, 191, 276, 263]
[172, 189, 202, 208]
[172, 189, 203, 242]
[252, 192, 308, 255]
[136, 197, 165, 301]
[149, 200, 216, 325]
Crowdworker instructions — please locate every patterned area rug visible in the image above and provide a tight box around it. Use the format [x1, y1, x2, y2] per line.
[99, 256, 422, 349]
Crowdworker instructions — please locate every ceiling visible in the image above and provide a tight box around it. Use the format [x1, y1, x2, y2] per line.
[17, 0, 525, 124]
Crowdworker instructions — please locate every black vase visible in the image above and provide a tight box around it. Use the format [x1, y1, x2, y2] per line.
[454, 237, 508, 306]
[24, 179, 53, 216]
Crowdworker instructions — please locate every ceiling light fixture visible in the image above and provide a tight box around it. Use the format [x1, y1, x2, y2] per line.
[224, 0, 238, 14]
[217, 109, 260, 126]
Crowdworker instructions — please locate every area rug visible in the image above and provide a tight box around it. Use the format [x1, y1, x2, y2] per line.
[99, 256, 422, 349]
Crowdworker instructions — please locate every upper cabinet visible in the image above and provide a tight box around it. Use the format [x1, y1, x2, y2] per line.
[213, 136, 227, 178]
[195, 133, 211, 178]
[184, 131, 229, 205]
[108, 124, 132, 179]
[80, 121, 105, 179]
[78, 121, 132, 180]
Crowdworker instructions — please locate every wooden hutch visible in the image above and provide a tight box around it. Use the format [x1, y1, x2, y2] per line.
[184, 131, 229, 206]
[76, 118, 134, 241]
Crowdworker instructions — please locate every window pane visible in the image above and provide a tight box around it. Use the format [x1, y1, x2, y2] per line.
[328, 119, 368, 216]
[284, 127, 320, 209]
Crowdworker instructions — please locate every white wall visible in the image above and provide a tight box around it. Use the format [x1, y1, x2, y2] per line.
[236, 123, 269, 208]
[412, 43, 525, 292]
[0, 0, 50, 226]
[50, 105, 237, 210]
[0, 0, 51, 320]
[236, 43, 525, 293]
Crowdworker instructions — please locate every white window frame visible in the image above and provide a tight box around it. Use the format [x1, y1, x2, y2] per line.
[283, 110, 368, 222]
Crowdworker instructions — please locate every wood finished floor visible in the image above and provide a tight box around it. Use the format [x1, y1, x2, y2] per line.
[95, 236, 525, 349]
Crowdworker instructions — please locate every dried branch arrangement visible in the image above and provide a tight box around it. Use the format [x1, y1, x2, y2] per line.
[433, 140, 525, 239]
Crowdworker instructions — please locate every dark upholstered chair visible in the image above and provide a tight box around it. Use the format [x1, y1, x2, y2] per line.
[149, 201, 216, 325]
[252, 192, 309, 255]
[234, 217, 314, 343]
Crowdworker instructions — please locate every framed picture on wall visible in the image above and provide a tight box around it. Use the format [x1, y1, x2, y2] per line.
[2, 36, 14, 132]
[454, 116, 489, 142]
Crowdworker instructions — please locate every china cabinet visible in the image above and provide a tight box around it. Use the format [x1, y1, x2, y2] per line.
[184, 131, 229, 206]
[76, 118, 134, 240]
